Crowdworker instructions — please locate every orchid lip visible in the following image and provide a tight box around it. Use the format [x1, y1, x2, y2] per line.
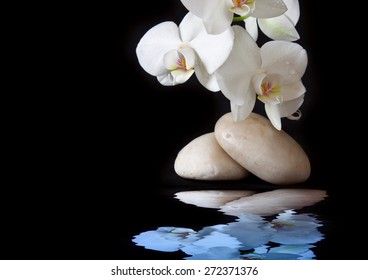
[231, 0, 255, 16]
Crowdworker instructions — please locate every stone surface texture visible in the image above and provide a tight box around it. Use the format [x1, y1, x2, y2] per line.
[174, 132, 249, 180]
[215, 113, 311, 185]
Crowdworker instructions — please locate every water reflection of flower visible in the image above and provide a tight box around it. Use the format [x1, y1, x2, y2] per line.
[132, 210, 324, 260]
[271, 210, 323, 244]
[132, 227, 198, 252]
[244, 244, 316, 260]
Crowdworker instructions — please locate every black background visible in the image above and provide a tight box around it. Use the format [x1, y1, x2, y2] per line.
[2, 1, 366, 260]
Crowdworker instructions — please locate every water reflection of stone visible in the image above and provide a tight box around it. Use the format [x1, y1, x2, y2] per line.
[132, 189, 327, 260]
[176, 189, 327, 216]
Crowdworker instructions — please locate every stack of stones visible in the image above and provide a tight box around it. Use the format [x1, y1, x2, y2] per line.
[174, 113, 311, 185]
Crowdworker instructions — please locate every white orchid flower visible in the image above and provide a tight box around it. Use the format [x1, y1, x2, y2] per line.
[245, 0, 300, 41]
[180, 0, 287, 35]
[254, 40, 307, 130]
[136, 12, 234, 91]
[216, 26, 307, 129]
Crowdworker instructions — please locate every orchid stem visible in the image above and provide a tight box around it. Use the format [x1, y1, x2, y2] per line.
[232, 15, 249, 22]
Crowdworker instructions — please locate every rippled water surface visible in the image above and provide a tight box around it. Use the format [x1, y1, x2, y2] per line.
[130, 188, 329, 260]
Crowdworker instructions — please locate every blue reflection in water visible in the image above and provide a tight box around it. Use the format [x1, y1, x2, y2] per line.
[132, 189, 326, 260]
[132, 210, 323, 260]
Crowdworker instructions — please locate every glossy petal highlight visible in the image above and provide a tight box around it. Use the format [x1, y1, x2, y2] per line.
[251, 0, 287, 18]
[258, 16, 300, 41]
[260, 41, 307, 84]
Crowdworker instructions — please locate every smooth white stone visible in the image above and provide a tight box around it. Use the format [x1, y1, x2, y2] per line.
[174, 132, 249, 180]
[215, 113, 311, 185]
[174, 190, 256, 209]
[220, 189, 327, 217]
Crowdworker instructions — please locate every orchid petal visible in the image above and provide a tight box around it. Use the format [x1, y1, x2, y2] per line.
[178, 47, 196, 70]
[179, 12, 206, 43]
[190, 26, 234, 74]
[163, 49, 180, 70]
[180, 0, 226, 21]
[283, 0, 300, 24]
[229, 0, 255, 17]
[265, 103, 282, 130]
[171, 69, 195, 84]
[162, 49, 195, 85]
[258, 16, 300, 41]
[180, 0, 233, 34]
[252, 72, 268, 96]
[256, 74, 284, 105]
[215, 26, 260, 105]
[157, 73, 175, 86]
[244, 17, 259, 41]
[231, 98, 256, 121]
[280, 81, 305, 101]
[260, 41, 307, 84]
[252, 0, 287, 18]
[195, 59, 220, 91]
[136, 22, 182, 76]
[202, 6, 234, 35]
[278, 94, 304, 118]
